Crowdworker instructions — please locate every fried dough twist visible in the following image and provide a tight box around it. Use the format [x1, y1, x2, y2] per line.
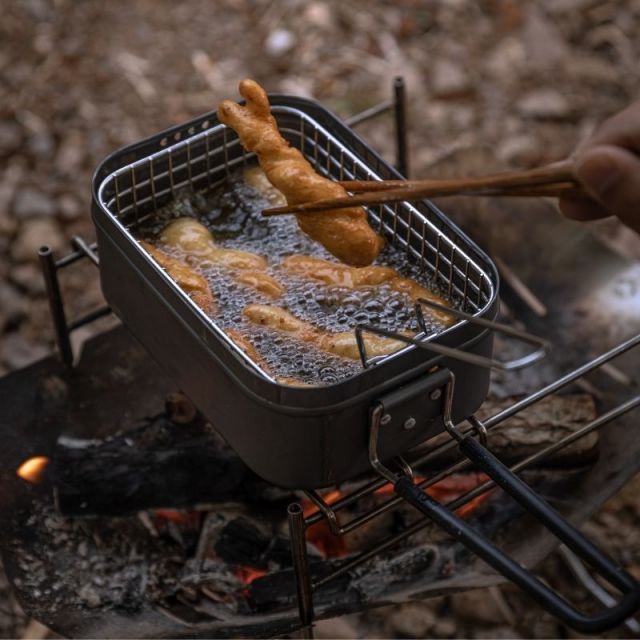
[140, 241, 216, 315]
[158, 218, 283, 298]
[217, 79, 384, 266]
[282, 255, 454, 327]
[243, 304, 407, 360]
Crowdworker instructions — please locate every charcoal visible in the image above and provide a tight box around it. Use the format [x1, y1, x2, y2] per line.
[215, 518, 270, 568]
[52, 415, 269, 517]
[214, 517, 294, 570]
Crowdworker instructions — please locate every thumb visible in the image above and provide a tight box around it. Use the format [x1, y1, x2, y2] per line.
[575, 144, 640, 234]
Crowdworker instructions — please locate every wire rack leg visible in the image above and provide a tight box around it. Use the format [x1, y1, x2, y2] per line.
[394, 76, 409, 178]
[38, 246, 73, 367]
[288, 503, 315, 639]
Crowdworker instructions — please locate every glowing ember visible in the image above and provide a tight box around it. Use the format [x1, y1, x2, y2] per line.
[16, 456, 49, 484]
[302, 473, 494, 559]
[235, 565, 267, 584]
[303, 490, 349, 557]
[375, 472, 493, 515]
[153, 509, 201, 528]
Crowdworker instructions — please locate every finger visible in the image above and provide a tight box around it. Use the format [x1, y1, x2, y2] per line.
[557, 195, 610, 222]
[584, 100, 640, 153]
[575, 144, 640, 234]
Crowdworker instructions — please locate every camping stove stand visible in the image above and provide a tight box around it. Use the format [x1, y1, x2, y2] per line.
[36, 79, 640, 637]
[288, 334, 640, 638]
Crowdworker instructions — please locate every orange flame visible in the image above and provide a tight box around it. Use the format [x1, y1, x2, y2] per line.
[235, 565, 267, 584]
[154, 509, 201, 528]
[302, 489, 349, 557]
[16, 456, 49, 484]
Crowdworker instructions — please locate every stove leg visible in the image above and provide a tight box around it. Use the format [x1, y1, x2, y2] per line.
[393, 76, 409, 178]
[288, 502, 315, 639]
[39, 246, 73, 367]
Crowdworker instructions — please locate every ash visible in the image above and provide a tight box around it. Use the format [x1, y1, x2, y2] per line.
[9, 498, 250, 619]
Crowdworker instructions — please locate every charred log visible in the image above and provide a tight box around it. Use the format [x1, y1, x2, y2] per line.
[52, 415, 276, 517]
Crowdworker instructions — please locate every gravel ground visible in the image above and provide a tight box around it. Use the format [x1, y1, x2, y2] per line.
[1, 0, 639, 637]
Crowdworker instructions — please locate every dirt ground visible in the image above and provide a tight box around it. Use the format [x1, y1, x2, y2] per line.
[1, 0, 639, 637]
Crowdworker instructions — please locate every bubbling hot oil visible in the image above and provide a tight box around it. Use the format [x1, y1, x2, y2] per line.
[137, 167, 457, 385]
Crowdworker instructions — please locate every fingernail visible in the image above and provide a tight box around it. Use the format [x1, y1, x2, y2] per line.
[575, 151, 619, 198]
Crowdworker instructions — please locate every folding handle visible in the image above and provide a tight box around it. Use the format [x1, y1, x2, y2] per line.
[394, 444, 640, 633]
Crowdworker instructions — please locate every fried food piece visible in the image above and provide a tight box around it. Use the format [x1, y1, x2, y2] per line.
[140, 241, 216, 315]
[159, 218, 267, 270]
[243, 304, 408, 360]
[282, 255, 454, 327]
[218, 79, 384, 266]
[226, 328, 271, 371]
[226, 327, 311, 386]
[283, 255, 397, 287]
[236, 270, 284, 298]
[158, 218, 284, 298]
[243, 166, 286, 206]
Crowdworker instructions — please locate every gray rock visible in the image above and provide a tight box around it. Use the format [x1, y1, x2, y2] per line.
[265, 29, 296, 57]
[523, 6, 569, 71]
[387, 603, 437, 637]
[78, 583, 101, 609]
[10, 263, 46, 295]
[431, 58, 473, 99]
[13, 188, 56, 220]
[475, 627, 523, 639]
[517, 89, 571, 119]
[0, 281, 28, 327]
[450, 588, 507, 624]
[57, 193, 82, 222]
[314, 616, 359, 639]
[0, 211, 17, 236]
[303, 2, 333, 28]
[55, 132, 84, 175]
[26, 131, 55, 160]
[484, 37, 525, 78]
[432, 617, 457, 638]
[0, 333, 49, 370]
[0, 121, 22, 156]
[11, 218, 65, 262]
[496, 134, 541, 166]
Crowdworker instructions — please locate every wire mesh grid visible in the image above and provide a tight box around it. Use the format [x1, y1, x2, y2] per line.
[97, 106, 496, 326]
[300, 333, 640, 591]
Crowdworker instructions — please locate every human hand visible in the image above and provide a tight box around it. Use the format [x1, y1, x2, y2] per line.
[558, 101, 640, 234]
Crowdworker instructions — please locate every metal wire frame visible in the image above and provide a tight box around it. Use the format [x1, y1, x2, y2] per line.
[294, 333, 640, 597]
[95, 94, 497, 382]
[38, 237, 111, 367]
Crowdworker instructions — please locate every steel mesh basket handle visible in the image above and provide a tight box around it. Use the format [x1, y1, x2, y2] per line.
[356, 298, 550, 371]
[394, 471, 640, 633]
[370, 368, 640, 633]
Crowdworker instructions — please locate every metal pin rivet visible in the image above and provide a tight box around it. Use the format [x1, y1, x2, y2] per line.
[430, 389, 442, 400]
[403, 417, 417, 430]
[380, 413, 392, 425]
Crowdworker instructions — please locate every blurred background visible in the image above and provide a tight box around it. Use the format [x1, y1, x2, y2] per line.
[1, 0, 639, 637]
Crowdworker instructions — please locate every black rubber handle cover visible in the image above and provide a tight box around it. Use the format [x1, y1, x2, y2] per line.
[394, 474, 640, 633]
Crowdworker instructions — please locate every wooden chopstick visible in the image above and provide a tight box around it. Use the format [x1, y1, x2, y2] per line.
[262, 159, 584, 217]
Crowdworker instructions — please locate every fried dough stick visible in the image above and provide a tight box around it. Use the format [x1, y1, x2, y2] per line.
[282, 255, 455, 327]
[217, 79, 384, 267]
[140, 241, 216, 315]
[226, 327, 311, 386]
[244, 304, 407, 361]
[226, 328, 271, 371]
[158, 218, 283, 298]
